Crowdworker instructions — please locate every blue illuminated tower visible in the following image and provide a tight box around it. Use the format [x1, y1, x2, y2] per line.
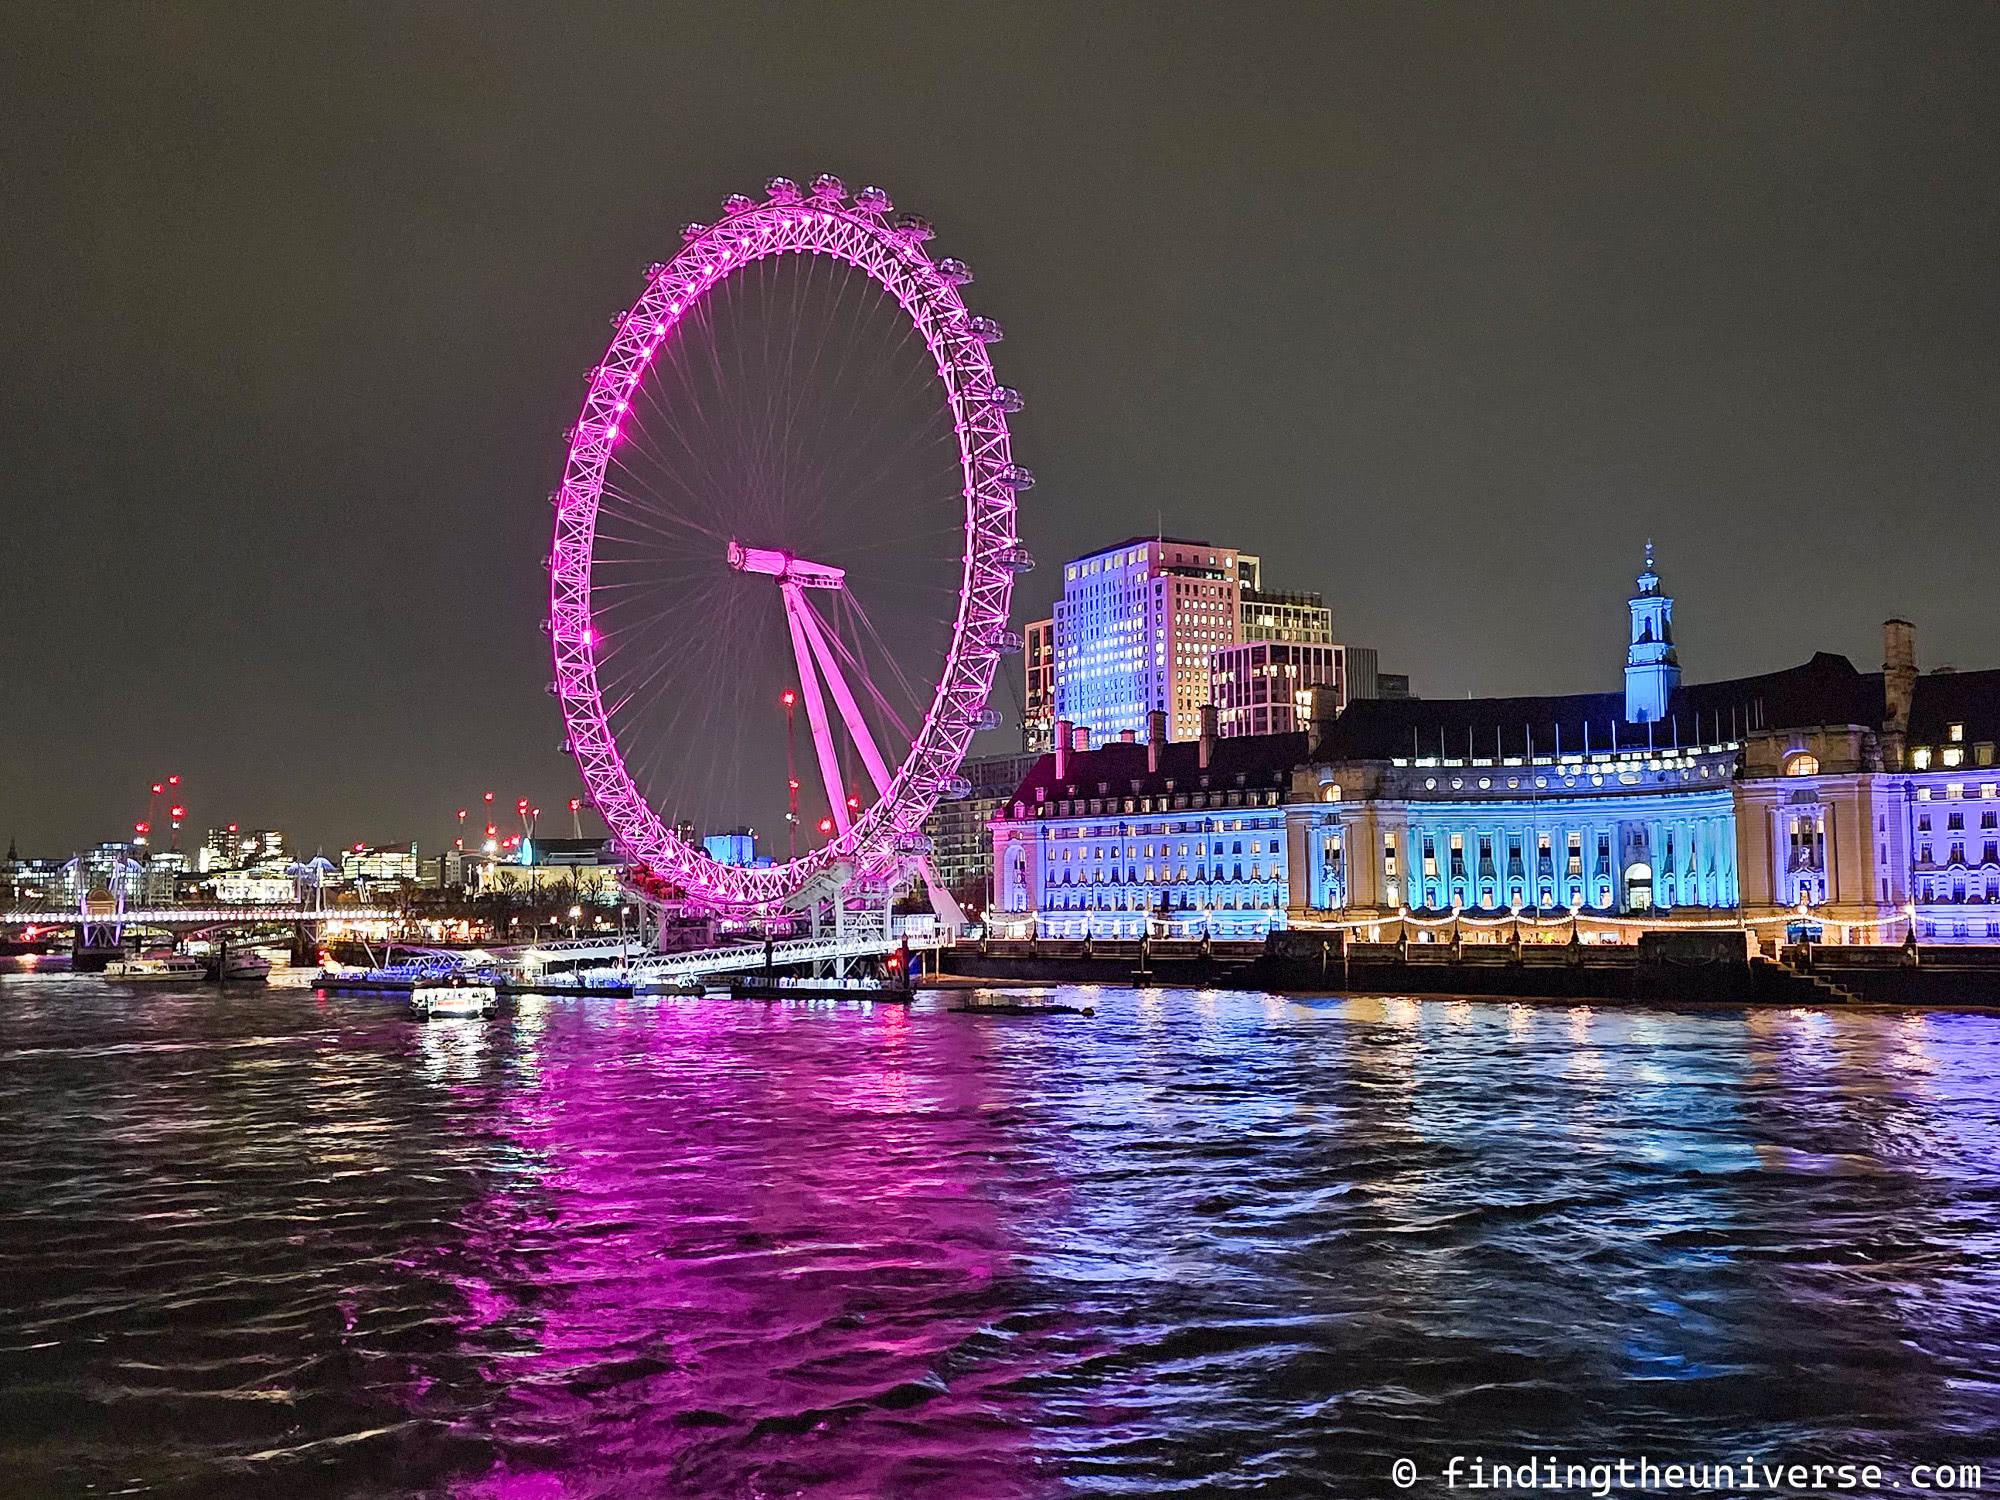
[1624, 541, 1680, 723]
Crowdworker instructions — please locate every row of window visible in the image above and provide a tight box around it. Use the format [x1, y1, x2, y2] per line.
[1917, 810, 2000, 832]
[1019, 789, 1284, 819]
[1054, 836, 1273, 858]
[1040, 888, 1283, 912]
[1050, 865, 1273, 885]
[1916, 876, 2000, 903]
[1915, 843, 2000, 868]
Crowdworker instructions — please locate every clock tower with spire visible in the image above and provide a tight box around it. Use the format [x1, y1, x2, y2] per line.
[1625, 540, 1680, 724]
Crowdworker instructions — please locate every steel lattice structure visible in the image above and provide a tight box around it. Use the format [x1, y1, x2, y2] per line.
[548, 176, 1028, 911]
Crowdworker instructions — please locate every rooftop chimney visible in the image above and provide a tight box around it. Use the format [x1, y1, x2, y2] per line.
[1883, 619, 1917, 765]
[1146, 709, 1168, 774]
[1053, 717, 1072, 780]
[1073, 725, 1092, 752]
[1198, 704, 1218, 769]
[1118, 728, 1137, 743]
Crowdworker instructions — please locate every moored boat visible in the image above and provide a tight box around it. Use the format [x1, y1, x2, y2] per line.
[413, 981, 498, 1017]
[104, 951, 207, 983]
[728, 974, 913, 1002]
[206, 947, 272, 982]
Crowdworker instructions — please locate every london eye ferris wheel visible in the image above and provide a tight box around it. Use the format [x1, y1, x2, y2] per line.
[546, 175, 1031, 914]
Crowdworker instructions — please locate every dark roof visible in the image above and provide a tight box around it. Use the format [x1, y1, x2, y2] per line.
[1315, 653, 1889, 762]
[1003, 731, 1309, 808]
[527, 837, 616, 860]
[1081, 534, 1217, 557]
[1908, 668, 2000, 746]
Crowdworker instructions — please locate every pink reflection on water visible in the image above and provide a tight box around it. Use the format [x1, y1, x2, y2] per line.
[428, 997, 1059, 1498]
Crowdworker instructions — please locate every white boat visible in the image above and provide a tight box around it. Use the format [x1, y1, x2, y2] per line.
[104, 952, 206, 983]
[208, 948, 272, 982]
[413, 981, 498, 1017]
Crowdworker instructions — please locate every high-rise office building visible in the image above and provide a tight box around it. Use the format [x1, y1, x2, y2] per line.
[1052, 536, 1243, 742]
[1212, 640, 1346, 737]
[1239, 586, 1334, 646]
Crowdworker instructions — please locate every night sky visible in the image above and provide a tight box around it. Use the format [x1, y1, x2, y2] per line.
[4, 4, 1996, 856]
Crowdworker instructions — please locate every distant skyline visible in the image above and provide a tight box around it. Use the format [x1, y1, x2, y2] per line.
[4, 4, 1996, 853]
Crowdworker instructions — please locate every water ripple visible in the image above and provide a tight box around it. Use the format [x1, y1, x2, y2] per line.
[2, 976, 1998, 1495]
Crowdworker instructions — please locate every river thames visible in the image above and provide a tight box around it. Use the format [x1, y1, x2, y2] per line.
[2, 974, 1997, 1497]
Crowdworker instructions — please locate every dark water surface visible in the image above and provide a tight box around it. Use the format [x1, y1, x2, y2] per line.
[3, 975, 1998, 1498]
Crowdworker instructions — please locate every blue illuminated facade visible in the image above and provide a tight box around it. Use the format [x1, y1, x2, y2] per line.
[991, 722, 1300, 938]
[1051, 536, 1243, 742]
[995, 548, 2000, 944]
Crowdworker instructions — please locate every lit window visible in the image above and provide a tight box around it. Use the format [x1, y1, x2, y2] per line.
[1783, 752, 1820, 777]
[1950, 723, 1965, 742]
[1944, 747, 1965, 767]
[1913, 748, 1933, 769]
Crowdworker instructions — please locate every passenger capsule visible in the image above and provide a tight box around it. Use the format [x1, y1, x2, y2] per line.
[936, 257, 973, 285]
[892, 212, 935, 243]
[940, 777, 974, 800]
[809, 173, 847, 201]
[721, 192, 755, 216]
[852, 184, 893, 214]
[998, 544, 1035, 574]
[983, 385, 1024, 412]
[996, 463, 1035, 491]
[766, 176, 803, 203]
[985, 628, 1025, 655]
[974, 707, 1005, 733]
[965, 315, 1004, 343]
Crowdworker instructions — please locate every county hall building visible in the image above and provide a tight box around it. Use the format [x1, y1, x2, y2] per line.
[990, 548, 2000, 944]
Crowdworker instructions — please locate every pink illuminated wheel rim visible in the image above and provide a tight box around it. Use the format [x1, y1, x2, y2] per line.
[548, 177, 1027, 911]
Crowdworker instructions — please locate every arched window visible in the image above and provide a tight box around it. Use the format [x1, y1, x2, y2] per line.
[1784, 751, 1821, 777]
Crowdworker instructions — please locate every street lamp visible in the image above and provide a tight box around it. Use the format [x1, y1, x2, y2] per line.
[568, 904, 582, 939]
